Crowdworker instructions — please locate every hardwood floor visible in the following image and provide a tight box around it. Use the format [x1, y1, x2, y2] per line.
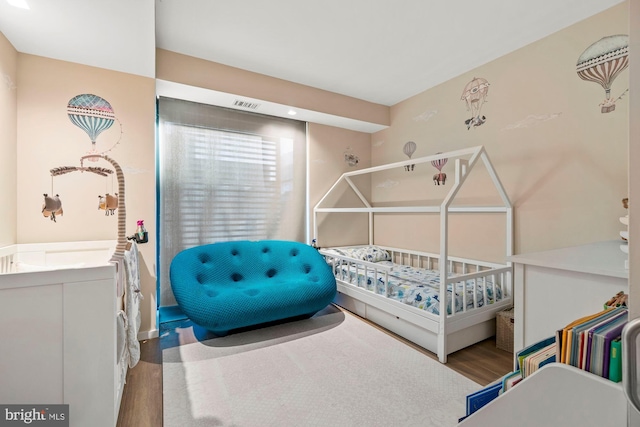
[116, 338, 163, 427]
[116, 307, 513, 427]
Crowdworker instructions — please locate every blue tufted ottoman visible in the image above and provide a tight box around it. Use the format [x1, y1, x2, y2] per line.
[169, 240, 337, 335]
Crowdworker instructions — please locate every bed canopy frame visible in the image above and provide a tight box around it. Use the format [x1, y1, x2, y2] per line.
[314, 145, 514, 362]
[314, 145, 513, 262]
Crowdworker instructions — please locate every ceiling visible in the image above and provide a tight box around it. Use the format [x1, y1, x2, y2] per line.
[0, 0, 625, 108]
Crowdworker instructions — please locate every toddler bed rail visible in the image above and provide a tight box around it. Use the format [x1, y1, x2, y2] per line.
[321, 245, 511, 315]
[320, 245, 513, 362]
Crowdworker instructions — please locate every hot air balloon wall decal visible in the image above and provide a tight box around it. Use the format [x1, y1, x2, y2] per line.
[343, 146, 359, 167]
[461, 77, 490, 129]
[576, 34, 629, 113]
[67, 94, 123, 160]
[403, 141, 417, 171]
[431, 154, 448, 185]
[43, 94, 124, 223]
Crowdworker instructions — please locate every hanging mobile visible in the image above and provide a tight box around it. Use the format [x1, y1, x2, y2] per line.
[98, 170, 118, 216]
[48, 165, 114, 220]
[42, 175, 63, 222]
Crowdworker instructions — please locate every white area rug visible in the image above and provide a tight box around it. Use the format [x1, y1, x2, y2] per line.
[162, 305, 480, 427]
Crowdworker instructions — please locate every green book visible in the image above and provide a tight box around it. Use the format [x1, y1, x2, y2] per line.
[608, 338, 622, 382]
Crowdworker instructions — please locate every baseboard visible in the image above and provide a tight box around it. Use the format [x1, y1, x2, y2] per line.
[138, 329, 159, 341]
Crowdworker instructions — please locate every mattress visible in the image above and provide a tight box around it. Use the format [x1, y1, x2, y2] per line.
[324, 247, 502, 315]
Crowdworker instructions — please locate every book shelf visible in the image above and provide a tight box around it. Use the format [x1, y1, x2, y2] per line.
[508, 240, 628, 357]
[458, 364, 625, 427]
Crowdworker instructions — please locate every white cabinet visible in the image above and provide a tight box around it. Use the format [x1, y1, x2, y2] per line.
[458, 241, 633, 427]
[0, 265, 122, 427]
[508, 240, 628, 354]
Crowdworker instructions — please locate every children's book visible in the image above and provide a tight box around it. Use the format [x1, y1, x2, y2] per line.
[566, 307, 626, 366]
[501, 370, 522, 392]
[526, 344, 556, 377]
[466, 382, 503, 416]
[602, 321, 626, 378]
[560, 308, 615, 364]
[608, 338, 622, 383]
[589, 313, 627, 377]
[583, 309, 628, 372]
[555, 328, 564, 365]
[516, 336, 555, 372]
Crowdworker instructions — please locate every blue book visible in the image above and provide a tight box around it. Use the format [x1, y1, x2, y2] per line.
[466, 382, 503, 416]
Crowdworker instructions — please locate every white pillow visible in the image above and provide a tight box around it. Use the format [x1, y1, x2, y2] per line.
[354, 246, 391, 263]
[321, 248, 360, 259]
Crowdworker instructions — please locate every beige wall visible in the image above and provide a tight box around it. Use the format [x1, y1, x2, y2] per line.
[16, 54, 157, 334]
[0, 32, 17, 247]
[371, 2, 629, 262]
[308, 123, 372, 247]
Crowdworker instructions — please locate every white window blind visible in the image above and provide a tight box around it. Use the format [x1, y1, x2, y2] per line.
[158, 97, 307, 307]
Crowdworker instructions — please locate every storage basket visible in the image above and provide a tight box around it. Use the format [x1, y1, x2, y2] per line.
[496, 308, 514, 352]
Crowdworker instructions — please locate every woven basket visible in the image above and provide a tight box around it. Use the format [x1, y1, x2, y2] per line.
[496, 308, 514, 352]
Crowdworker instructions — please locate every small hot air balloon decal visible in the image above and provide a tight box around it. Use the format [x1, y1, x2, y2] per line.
[576, 34, 629, 113]
[403, 141, 417, 171]
[343, 146, 359, 166]
[431, 154, 448, 185]
[67, 94, 115, 149]
[461, 77, 490, 129]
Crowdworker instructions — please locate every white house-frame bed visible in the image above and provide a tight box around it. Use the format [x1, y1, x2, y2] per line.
[313, 145, 513, 363]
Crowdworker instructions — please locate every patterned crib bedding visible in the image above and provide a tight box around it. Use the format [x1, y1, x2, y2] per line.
[323, 247, 502, 315]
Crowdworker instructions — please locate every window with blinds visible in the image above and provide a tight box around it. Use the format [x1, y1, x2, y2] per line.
[158, 97, 307, 307]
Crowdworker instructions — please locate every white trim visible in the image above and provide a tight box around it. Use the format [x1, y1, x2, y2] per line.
[138, 329, 159, 341]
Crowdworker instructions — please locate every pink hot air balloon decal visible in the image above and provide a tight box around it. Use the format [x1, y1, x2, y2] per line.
[576, 34, 629, 113]
[461, 77, 490, 129]
[67, 94, 115, 147]
[431, 154, 448, 185]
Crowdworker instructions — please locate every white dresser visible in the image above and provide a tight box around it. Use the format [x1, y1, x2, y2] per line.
[0, 264, 124, 427]
[508, 240, 628, 354]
